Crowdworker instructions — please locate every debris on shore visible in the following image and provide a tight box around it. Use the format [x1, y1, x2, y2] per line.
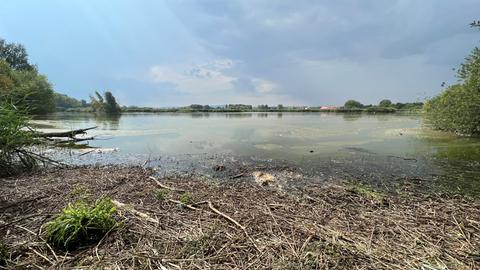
[0, 166, 479, 269]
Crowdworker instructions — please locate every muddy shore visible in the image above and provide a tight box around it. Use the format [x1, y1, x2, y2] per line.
[1, 165, 479, 269]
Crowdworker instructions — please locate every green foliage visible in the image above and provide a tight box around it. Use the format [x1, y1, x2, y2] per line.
[349, 183, 385, 200]
[0, 38, 56, 114]
[424, 46, 480, 135]
[344, 100, 363, 109]
[155, 189, 169, 200]
[378, 99, 392, 107]
[54, 93, 82, 110]
[0, 102, 43, 176]
[104, 91, 121, 114]
[457, 47, 480, 83]
[90, 91, 121, 115]
[0, 38, 35, 71]
[0, 60, 55, 114]
[180, 192, 193, 204]
[45, 198, 117, 250]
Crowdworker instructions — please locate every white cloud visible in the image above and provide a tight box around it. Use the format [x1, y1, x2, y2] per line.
[252, 78, 275, 94]
[149, 59, 236, 93]
[148, 58, 277, 95]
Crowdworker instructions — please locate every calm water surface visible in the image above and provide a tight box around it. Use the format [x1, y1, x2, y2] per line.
[34, 112, 480, 194]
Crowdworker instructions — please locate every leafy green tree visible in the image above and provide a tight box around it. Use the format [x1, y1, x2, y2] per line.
[424, 28, 480, 135]
[104, 91, 120, 114]
[344, 100, 363, 109]
[378, 99, 392, 107]
[89, 91, 121, 114]
[0, 38, 35, 71]
[0, 60, 55, 114]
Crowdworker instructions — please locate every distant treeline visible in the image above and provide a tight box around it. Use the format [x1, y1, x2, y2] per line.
[60, 99, 423, 114]
[114, 101, 423, 113]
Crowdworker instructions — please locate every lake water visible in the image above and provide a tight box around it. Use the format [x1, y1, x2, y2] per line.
[34, 112, 480, 194]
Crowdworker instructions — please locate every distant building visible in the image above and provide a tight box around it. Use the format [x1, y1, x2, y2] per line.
[320, 106, 337, 110]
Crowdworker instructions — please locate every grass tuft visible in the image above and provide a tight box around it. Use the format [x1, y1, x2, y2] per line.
[180, 192, 193, 204]
[154, 189, 169, 200]
[349, 183, 386, 201]
[0, 240, 8, 266]
[45, 197, 117, 250]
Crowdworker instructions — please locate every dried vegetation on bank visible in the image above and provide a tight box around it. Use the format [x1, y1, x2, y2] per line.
[0, 166, 479, 269]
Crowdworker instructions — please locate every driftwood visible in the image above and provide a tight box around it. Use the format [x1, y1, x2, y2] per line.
[37, 126, 97, 138]
[35, 126, 97, 146]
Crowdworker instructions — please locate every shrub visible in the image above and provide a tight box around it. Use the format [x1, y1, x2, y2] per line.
[0, 102, 42, 176]
[424, 84, 480, 135]
[45, 198, 117, 249]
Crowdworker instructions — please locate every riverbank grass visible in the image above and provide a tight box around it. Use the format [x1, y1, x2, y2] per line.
[45, 198, 118, 249]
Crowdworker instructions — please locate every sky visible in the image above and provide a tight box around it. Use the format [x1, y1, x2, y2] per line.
[0, 0, 478, 107]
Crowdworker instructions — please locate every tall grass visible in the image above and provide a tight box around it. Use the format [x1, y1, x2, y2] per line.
[45, 198, 118, 249]
[0, 102, 42, 176]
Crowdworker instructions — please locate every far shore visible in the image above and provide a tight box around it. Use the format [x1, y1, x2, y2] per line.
[54, 107, 421, 114]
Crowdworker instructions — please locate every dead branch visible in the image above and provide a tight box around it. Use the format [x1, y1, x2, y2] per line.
[111, 200, 159, 224]
[36, 126, 97, 138]
[149, 176, 185, 192]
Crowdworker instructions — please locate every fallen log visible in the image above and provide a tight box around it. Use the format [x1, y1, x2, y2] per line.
[36, 126, 97, 138]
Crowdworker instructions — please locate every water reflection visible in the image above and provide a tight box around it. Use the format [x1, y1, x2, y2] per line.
[342, 113, 362, 121]
[191, 113, 210, 119]
[93, 114, 120, 130]
[225, 113, 253, 119]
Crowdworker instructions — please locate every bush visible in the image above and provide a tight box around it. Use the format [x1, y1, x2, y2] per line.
[424, 44, 480, 135]
[424, 84, 480, 135]
[0, 102, 42, 176]
[45, 198, 117, 249]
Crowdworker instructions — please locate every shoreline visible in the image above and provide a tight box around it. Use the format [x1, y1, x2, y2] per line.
[1, 165, 479, 269]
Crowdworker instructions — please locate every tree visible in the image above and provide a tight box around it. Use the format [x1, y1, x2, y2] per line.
[104, 91, 120, 114]
[54, 93, 82, 109]
[344, 100, 363, 109]
[89, 91, 121, 114]
[424, 24, 480, 135]
[0, 38, 35, 71]
[0, 60, 55, 114]
[379, 99, 392, 107]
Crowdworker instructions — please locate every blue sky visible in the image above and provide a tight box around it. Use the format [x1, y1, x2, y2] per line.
[0, 0, 478, 106]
